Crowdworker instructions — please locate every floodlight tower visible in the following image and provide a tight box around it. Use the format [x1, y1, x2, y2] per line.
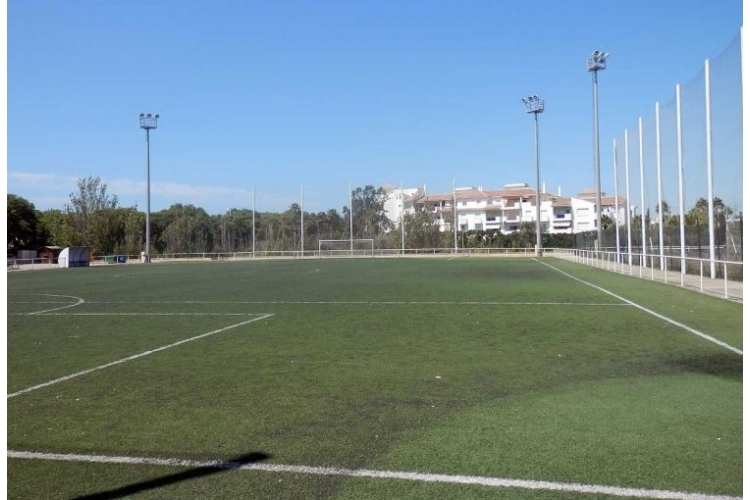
[521, 95, 544, 257]
[587, 50, 609, 254]
[139, 113, 159, 263]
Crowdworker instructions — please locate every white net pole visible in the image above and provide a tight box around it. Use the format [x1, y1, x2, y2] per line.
[613, 138, 620, 264]
[676, 84, 686, 275]
[624, 129, 632, 265]
[349, 183, 353, 256]
[704, 59, 716, 278]
[639, 117, 647, 267]
[655, 102, 665, 271]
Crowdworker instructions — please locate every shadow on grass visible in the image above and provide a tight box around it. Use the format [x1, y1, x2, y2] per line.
[71, 452, 271, 500]
[666, 351, 743, 381]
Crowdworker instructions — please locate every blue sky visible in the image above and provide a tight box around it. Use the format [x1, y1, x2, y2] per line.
[6, 0, 744, 215]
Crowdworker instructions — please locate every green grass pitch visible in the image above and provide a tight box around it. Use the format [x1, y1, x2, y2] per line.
[6, 257, 742, 499]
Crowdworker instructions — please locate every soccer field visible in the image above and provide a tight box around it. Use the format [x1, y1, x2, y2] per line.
[6, 257, 742, 499]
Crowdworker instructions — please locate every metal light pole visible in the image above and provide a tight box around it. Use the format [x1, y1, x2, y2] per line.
[139, 113, 159, 263]
[588, 50, 609, 254]
[522, 95, 544, 257]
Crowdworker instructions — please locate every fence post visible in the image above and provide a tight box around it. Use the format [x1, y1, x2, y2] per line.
[676, 84, 687, 275]
[639, 117, 647, 268]
[705, 59, 717, 279]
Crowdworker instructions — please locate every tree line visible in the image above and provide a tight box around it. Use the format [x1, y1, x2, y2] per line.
[8, 176, 575, 256]
[8, 176, 738, 257]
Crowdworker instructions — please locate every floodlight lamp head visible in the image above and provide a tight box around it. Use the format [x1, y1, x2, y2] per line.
[139, 112, 159, 130]
[522, 95, 544, 114]
[587, 49, 609, 71]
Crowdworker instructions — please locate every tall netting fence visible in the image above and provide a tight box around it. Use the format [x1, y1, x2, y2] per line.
[710, 33, 743, 266]
[595, 29, 742, 281]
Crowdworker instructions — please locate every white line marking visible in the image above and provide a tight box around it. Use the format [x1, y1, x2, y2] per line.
[9, 313, 261, 316]
[8, 301, 76, 304]
[7, 450, 739, 500]
[26, 294, 85, 315]
[76, 300, 628, 306]
[7, 314, 274, 399]
[535, 259, 743, 356]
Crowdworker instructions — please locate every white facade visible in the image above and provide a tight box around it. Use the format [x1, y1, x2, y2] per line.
[381, 184, 424, 226]
[384, 183, 626, 235]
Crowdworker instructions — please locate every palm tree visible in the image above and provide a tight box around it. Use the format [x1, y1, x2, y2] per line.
[687, 198, 709, 257]
[658, 201, 671, 222]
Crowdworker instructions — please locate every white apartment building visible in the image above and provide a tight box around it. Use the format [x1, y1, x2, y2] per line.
[381, 184, 425, 224]
[385, 183, 626, 235]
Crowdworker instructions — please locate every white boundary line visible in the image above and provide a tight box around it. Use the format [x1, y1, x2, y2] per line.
[535, 259, 742, 356]
[6, 450, 739, 500]
[9, 313, 263, 316]
[59, 300, 628, 306]
[7, 314, 274, 399]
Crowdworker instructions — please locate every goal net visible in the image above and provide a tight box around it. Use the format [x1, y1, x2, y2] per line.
[318, 239, 375, 258]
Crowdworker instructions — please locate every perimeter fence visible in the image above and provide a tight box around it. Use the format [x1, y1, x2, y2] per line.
[596, 30, 742, 280]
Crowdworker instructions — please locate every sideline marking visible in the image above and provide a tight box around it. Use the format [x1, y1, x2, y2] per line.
[535, 259, 742, 356]
[7, 314, 274, 399]
[78, 299, 628, 307]
[7, 450, 739, 500]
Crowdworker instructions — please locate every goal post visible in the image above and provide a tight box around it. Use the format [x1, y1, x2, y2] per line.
[318, 239, 375, 258]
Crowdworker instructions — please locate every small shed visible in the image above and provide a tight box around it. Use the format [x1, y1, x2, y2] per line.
[38, 246, 64, 264]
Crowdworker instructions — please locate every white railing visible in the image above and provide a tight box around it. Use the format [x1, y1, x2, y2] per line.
[549, 248, 742, 301]
[7, 258, 65, 271]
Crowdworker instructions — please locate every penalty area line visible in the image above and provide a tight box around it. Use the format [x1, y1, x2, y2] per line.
[7, 314, 274, 399]
[7, 450, 740, 500]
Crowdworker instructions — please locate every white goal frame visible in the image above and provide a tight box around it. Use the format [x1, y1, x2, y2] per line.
[318, 239, 375, 258]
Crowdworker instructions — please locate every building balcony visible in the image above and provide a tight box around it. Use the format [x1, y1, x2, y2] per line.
[553, 213, 572, 221]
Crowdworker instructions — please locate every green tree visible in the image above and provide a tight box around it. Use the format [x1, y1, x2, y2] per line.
[65, 176, 120, 248]
[154, 204, 213, 254]
[657, 201, 671, 222]
[120, 207, 145, 255]
[404, 200, 441, 249]
[7, 194, 43, 251]
[346, 185, 393, 239]
[38, 209, 77, 247]
[517, 221, 537, 248]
